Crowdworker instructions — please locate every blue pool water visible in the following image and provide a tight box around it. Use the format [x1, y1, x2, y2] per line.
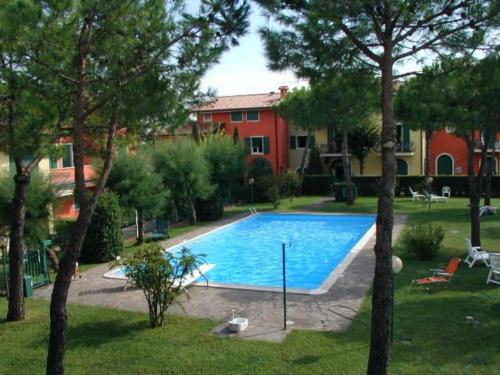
[111, 213, 375, 290]
[167, 213, 374, 290]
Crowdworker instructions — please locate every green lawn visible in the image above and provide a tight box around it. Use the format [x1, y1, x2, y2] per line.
[1, 197, 499, 374]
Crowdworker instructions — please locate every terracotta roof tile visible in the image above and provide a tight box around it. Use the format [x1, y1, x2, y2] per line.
[195, 92, 282, 112]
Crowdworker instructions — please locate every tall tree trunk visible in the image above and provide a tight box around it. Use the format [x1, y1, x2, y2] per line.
[483, 152, 493, 206]
[466, 135, 482, 247]
[483, 132, 495, 206]
[298, 129, 312, 193]
[299, 130, 311, 176]
[342, 127, 354, 205]
[367, 49, 395, 375]
[424, 130, 433, 178]
[47, 18, 93, 373]
[6, 171, 31, 321]
[190, 199, 197, 225]
[137, 209, 145, 244]
[360, 156, 365, 175]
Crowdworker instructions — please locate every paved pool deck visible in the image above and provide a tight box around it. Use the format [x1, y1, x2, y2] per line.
[35, 209, 407, 342]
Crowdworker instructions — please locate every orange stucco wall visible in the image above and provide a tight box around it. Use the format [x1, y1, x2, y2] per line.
[54, 196, 79, 220]
[430, 130, 500, 175]
[198, 109, 289, 172]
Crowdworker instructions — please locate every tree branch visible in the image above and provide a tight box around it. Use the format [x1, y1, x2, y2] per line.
[339, 23, 382, 64]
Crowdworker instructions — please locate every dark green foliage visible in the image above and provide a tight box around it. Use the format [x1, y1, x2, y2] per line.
[232, 127, 240, 143]
[107, 152, 169, 214]
[248, 157, 274, 202]
[0, 172, 54, 248]
[401, 224, 445, 261]
[280, 171, 300, 201]
[80, 192, 123, 263]
[348, 123, 380, 175]
[201, 134, 245, 212]
[116, 243, 203, 328]
[53, 220, 74, 249]
[265, 178, 281, 209]
[195, 192, 224, 221]
[307, 147, 323, 174]
[153, 139, 213, 224]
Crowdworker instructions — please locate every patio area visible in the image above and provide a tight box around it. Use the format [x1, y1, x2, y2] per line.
[35, 212, 407, 341]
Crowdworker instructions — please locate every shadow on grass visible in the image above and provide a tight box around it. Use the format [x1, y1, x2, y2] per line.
[66, 319, 148, 348]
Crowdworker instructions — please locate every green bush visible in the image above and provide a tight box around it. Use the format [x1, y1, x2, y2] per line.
[248, 157, 274, 203]
[80, 192, 123, 263]
[116, 243, 203, 328]
[280, 171, 300, 201]
[401, 224, 444, 261]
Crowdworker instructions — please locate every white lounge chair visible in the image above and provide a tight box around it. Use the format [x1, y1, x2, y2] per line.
[104, 263, 215, 291]
[479, 205, 497, 216]
[425, 192, 448, 203]
[442, 186, 451, 198]
[409, 187, 425, 202]
[486, 253, 500, 285]
[464, 238, 490, 268]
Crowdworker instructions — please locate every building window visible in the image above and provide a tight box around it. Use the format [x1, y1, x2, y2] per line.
[396, 125, 411, 152]
[203, 113, 212, 123]
[250, 137, 264, 154]
[230, 111, 243, 122]
[396, 159, 409, 175]
[296, 136, 308, 149]
[246, 110, 259, 122]
[436, 154, 454, 175]
[290, 135, 314, 149]
[62, 144, 74, 168]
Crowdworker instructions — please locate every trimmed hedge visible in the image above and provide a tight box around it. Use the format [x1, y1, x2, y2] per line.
[302, 175, 500, 197]
[80, 192, 124, 263]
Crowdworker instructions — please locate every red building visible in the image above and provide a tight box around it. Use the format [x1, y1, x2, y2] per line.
[49, 138, 97, 220]
[430, 128, 500, 175]
[195, 86, 290, 172]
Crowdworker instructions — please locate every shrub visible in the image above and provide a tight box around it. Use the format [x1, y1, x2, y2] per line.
[248, 157, 274, 202]
[264, 177, 281, 209]
[80, 192, 123, 263]
[306, 146, 323, 174]
[116, 243, 203, 328]
[280, 171, 300, 201]
[401, 224, 444, 261]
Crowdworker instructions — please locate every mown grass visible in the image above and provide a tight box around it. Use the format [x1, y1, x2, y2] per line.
[1, 196, 499, 374]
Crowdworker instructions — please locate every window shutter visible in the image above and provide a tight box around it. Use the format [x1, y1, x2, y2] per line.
[403, 127, 410, 152]
[244, 138, 251, 154]
[62, 145, 73, 168]
[263, 137, 270, 154]
[290, 136, 296, 150]
[309, 135, 316, 148]
[49, 147, 58, 169]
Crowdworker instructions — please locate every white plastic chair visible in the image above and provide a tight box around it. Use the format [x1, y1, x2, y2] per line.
[442, 186, 451, 198]
[486, 253, 500, 285]
[409, 187, 425, 202]
[464, 238, 490, 268]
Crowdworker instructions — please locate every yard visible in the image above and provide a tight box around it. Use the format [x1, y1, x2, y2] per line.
[1, 197, 499, 374]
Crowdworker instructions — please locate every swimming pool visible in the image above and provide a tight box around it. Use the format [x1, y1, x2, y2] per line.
[107, 213, 375, 294]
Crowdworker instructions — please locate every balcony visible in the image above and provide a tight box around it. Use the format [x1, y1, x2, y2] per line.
[50, 165, 96, 197]
[318, 144, 352, 158]
[474, 140, 500, 153]
[374, 141, 415, 156]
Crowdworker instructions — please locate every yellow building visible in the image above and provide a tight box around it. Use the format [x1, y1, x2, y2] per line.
[289, 124, 426, 176]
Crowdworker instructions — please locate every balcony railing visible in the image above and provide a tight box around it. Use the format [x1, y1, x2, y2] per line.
[474, 140, 500, 151]
[50, 165, 96, 196]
